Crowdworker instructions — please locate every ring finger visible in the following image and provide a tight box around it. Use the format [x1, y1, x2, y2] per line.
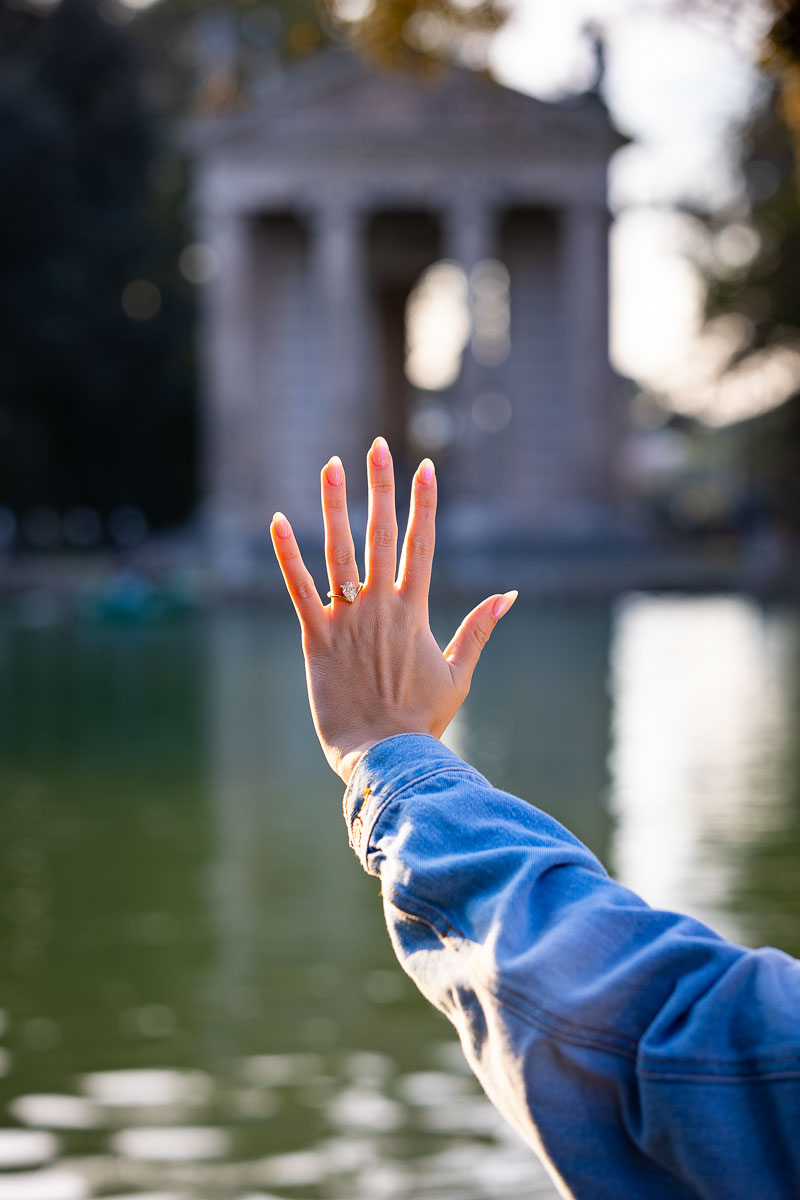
[321, 456, 360, 602]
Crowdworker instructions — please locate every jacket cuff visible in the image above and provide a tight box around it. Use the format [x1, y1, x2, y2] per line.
[342, 733, 480, 873]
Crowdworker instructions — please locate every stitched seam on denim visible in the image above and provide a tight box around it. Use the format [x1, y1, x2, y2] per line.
[387, 887, 638, 1057]
[386, 891, 467, 941]
[638, 1048, 800, 1069]
[642, 1041, 800, 1070]
[362, 766, 480, 859]
[488, 974, 800, 1076]
[489, 978, 640, 1058]
[379, 764, 483, 808]
[344, 734, 464, 823]
[388, 889, 800, 1078]
[639, 1067, 800, 1083]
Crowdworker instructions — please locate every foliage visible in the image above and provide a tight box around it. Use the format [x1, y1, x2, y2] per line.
[326, 0, 508, 75]
[701, 91, 800, 527]
[0, 0, 509, 536]
[0, 0, 195, 532]
[764, 0, 800, 170]
[134, 0, 509, 115]
[704, 98, 799, 355]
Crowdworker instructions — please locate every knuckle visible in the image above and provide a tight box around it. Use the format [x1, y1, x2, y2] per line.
[470, 622, 490, 651]
[295, 579, 316, 603]
[409, 534, 431, 559]
[371, 478, 394, 495]
[371, 524, 396, 550]
[415, 489, 437, 511]
[330, 544, 353, 567]
[326, 495, 347, 513]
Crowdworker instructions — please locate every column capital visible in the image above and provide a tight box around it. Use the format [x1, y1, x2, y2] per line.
[299, 190, 370, 232]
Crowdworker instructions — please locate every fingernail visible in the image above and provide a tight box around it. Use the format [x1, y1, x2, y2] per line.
[272, 511, 289, 538]
[419, 458, 435, 485]
[372, 436, 389, 467]
[492, 590, 518, 619]
[326, 456, 343, 486]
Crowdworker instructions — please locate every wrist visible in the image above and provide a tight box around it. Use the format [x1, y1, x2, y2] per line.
[334, 729, 432, 784]
[337, 741, 380, 785]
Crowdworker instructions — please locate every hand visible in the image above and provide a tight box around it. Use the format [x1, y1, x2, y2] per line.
[270, 437, 518, 784]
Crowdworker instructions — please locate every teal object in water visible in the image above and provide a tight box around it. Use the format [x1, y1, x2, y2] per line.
[82, 568, 194, 624]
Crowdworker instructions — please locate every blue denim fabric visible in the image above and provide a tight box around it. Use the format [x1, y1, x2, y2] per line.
[343, 734, 800, 1200]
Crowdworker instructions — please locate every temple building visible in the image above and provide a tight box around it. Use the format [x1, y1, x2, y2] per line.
[191, 48, 625, 579]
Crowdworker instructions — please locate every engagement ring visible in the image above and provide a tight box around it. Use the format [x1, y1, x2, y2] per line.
[328, 581, 363, 603]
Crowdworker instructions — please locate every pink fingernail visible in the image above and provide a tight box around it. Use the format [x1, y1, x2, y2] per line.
[372, 436, 389, 467]
[326, 456, 343, 486]
[492, 590, 518, 619]
[272, 512, 289, 538]
[419, 459, 434, 485]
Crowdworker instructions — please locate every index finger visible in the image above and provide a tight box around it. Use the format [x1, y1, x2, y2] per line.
[270, 512, 326, 639]
[397, 458, 436, 605]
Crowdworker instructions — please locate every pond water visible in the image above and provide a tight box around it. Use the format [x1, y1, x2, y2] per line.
[0, 594, 799, 1199]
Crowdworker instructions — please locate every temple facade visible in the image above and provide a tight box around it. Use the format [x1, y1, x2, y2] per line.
[191, 49, 625, 579]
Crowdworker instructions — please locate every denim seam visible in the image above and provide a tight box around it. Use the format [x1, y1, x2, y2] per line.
[386, 887, 800, 1079]
[492, 985, 800, 1079]
[387, 886, 639, 1057]
[638, 1067, 800, 1083]
[376, 765, 483, 809]
[361, 766, 481, 867]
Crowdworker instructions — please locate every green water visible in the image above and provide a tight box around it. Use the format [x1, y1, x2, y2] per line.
[0, 595, 798, 1198]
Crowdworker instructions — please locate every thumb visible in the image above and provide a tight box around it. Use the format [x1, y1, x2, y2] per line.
[444, 590, 518, 689]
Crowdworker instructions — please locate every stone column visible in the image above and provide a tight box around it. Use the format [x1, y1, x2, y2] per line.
[306, 198, 372, 516]
[441, 196, 497, 527]
[442, 195, 496, 279]
[198, 208, 261, 583]
[561, 202, 616, 521]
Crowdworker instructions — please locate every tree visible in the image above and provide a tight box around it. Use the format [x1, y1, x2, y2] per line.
[134, 0, 509, 115]
[0, 0, 509, 540]
[0, 0, 195, 534]
[699, 89, 800, 528]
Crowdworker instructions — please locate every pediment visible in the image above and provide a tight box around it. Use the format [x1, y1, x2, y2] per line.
[198, 47, 623, 160]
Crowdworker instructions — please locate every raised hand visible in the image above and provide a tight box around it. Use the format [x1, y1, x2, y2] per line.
[270, 437, 517, 783]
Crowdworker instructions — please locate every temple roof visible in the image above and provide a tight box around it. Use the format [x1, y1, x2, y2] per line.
[191, 46, 627, 164]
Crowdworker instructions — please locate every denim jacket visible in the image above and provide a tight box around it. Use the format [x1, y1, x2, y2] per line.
[343, 734, 800, 1200]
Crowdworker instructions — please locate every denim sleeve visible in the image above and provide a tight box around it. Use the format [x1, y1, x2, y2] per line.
[342, 734, 800, 1200]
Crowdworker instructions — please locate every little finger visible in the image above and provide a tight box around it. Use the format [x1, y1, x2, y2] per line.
[271, 512, 326, 638]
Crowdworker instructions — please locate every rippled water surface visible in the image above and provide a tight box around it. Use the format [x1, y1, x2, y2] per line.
[1, 595, 799, 1199]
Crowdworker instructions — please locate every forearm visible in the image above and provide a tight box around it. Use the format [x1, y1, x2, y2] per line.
[343, 735, 800, 1200]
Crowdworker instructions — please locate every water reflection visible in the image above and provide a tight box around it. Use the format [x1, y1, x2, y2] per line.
[0, 1128, 58, 1167]
[10, 1094, 100, 1129]
[1, 599, 799, 1198]
[609, 594, 800, 944]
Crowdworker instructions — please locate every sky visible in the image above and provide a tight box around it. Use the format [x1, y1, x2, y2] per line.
[489, 0, 789, 424]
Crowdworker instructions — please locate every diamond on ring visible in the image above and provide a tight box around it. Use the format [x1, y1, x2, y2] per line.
[328, 580, 363, 603]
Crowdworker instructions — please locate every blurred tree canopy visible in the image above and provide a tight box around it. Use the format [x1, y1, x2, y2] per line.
[135, 0, 507, 115]
[0, 0, 507, 543]
[0, 0, 506, 540]
[700, 84, 800, 528]
[0, 0, 195, 536]
[764, 0, 800, 168]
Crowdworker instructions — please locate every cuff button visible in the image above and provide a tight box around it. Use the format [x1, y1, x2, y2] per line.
[351, 816, 364, 849]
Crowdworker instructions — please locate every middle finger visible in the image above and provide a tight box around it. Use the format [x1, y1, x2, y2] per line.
[321, 456, 359, 601]
[364, 436, 397, 592]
